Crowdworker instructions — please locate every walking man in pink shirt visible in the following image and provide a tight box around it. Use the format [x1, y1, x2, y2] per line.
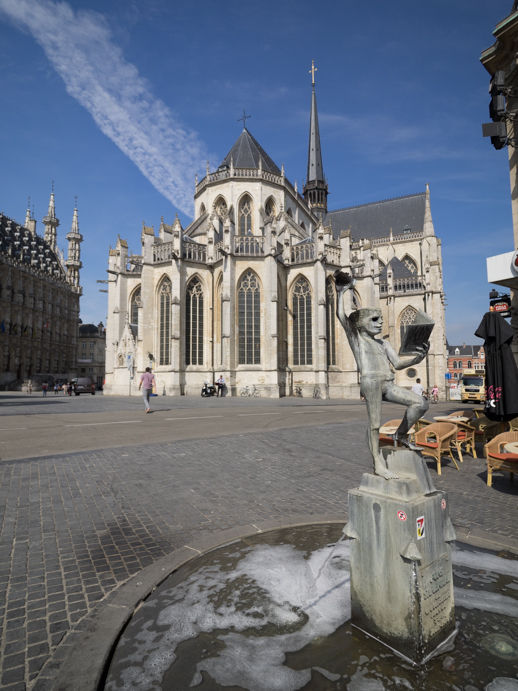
[139, 367, 155, 413]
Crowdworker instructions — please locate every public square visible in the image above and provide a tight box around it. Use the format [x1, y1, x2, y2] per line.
[0, 392, 517, 690]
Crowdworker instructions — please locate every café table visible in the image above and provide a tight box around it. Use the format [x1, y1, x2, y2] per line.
[504, 442, 518, 454]
[433, 416, 470, 423]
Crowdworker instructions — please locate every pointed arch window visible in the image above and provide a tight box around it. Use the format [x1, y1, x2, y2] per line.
[402, 255, 418, 274]
[326, 280, 336, 367]
[130, 288, 141, 326]
[186, 278, 204, 366]
[238, 271, 260, 364]
[399, 306, 417, 349]
[265, 198, 276, 218]
[239, 196, 252, 235]
[292, 277, 312, 365]
[215, 197, 227, 221]
[199, 203, 206, 217]
[159, 278, 171, 366]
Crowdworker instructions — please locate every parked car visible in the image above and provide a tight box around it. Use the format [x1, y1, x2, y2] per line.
[74, 377, 96, 395]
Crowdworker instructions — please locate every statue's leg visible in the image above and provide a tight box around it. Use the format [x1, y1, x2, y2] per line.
[384, 383, 429, 449]
[362, 378, 399, 480]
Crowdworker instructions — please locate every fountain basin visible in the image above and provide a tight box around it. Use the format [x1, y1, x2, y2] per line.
[104, 524, 518, 691]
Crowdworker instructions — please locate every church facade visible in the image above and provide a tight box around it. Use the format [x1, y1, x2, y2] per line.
[104, 85, 447, 398]
[0, 193, 82, 389]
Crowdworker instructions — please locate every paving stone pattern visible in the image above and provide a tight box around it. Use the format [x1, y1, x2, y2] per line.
[0, 420, 516, 690]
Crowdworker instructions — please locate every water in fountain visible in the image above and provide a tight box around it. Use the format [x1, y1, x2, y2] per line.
[104, 525, 518, 691]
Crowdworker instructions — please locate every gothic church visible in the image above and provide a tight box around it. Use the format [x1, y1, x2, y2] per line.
[105, 80, 447, 398]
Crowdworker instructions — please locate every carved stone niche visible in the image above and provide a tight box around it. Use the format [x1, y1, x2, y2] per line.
[271, 294, 278, 302]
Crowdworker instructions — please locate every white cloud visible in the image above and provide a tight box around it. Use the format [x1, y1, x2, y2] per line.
[0, 0, 208, 216]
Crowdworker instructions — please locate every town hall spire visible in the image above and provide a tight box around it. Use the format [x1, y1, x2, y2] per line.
[65, 200, 83, 294]
[43, 184, 59, 251]
[303, 60, 328, 216]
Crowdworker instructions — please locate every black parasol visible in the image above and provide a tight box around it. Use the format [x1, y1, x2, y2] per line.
[474, 311, 518, 421]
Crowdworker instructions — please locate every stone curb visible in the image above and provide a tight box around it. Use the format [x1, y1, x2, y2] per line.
[48, 515, 518, 691]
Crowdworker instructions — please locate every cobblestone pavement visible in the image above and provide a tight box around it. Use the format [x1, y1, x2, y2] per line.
[0, 409, 516, 690]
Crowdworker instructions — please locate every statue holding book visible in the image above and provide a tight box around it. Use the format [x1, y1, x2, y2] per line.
[334, 270, 433, 480]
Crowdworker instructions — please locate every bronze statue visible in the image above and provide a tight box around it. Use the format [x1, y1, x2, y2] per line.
[335, 271, 430, 479]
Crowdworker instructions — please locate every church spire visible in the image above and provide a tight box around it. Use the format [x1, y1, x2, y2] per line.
[65, 200, 83, 294]
[303, 61, 328, 216]
[43, 184, 59, 251]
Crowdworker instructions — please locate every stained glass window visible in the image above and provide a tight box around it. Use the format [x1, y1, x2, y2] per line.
[402, 255, 418, 274]
[238, 271, 260, 364]
[326, 280, 336, 367]
[159, 278, 171, 366]
[292, 277, 312, 366]
[186, 278, 204, 366]
[265, 198, 275, 218]
[130, 288, 141, 325]
[239, 197, 252, 235]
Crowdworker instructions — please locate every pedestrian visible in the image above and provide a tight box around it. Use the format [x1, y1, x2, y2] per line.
[27, 380, 32, 394]
[216, 374, 225, 397]
[54, 383, 58, 395]
[67, 381, 73, 396]
[411, 378, 426, 398]
[139, 367, 155, 413]
[431, 384, 439, 404]
[42, 381, 48, 397]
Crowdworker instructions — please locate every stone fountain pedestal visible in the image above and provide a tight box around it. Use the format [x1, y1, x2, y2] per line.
[345, 448, 457, 665]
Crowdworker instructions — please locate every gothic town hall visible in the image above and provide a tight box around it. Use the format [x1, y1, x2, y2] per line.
[105, 83, 447, 398]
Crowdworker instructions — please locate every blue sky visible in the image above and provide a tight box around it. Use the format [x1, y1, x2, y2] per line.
[0, 0, 514, 345]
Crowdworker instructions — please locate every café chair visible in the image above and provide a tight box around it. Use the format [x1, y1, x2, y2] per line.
[470, 416, 502, 454]
[414, 422, 459, 475]
[509, 417, 518, 432]
[485, 432, 518, 487]
[452, 421, 477, 460]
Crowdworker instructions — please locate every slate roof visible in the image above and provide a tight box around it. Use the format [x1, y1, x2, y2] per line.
[0, 212, 66, 280]
[220, 128, 282, 175]
[447, 345, 483, 357]
[79, 324, 100, 336]
[379, 257, 414, 280]
[325, 192, 426, 242]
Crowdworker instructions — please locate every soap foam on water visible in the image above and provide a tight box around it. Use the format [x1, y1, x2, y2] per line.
[105, 540, 350, 691]
[451, 546, 518, 580]
[453, 588, 518, 619]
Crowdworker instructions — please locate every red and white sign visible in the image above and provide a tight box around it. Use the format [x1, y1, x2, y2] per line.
[397, 511, 407, 521]
[416, 516, 425, 540]
[441, 499, 446, 510]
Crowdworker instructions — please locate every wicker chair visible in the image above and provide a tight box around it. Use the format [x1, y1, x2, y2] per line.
[452, 421, 477, 460]
[470, 415, 502, 453]
[414, 418, 432, 432]
[414, 422, 459, 475]
[509, 417, 518, 432]
[485, 431, 518, 487]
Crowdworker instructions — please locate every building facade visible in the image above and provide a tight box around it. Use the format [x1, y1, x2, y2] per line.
[78, 322, 106, 389]
[447, 344, 485, 381]
[104, 84, 447, 398]
[0, 194, 82, 389]
[481, 2, 518, 365]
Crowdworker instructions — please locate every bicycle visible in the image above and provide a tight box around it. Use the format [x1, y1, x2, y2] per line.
[313, 386, 322, 399]
[293, 386, 303, 397]
[240, 385, 261, 397]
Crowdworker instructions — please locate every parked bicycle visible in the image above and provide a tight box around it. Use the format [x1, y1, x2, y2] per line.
[240, 385, 261, 397]
[293, 386, 303, 397]
[313, 386, 322, 399]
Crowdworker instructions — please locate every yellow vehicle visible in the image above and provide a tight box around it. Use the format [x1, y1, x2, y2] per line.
[461, 369, 485, 403]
